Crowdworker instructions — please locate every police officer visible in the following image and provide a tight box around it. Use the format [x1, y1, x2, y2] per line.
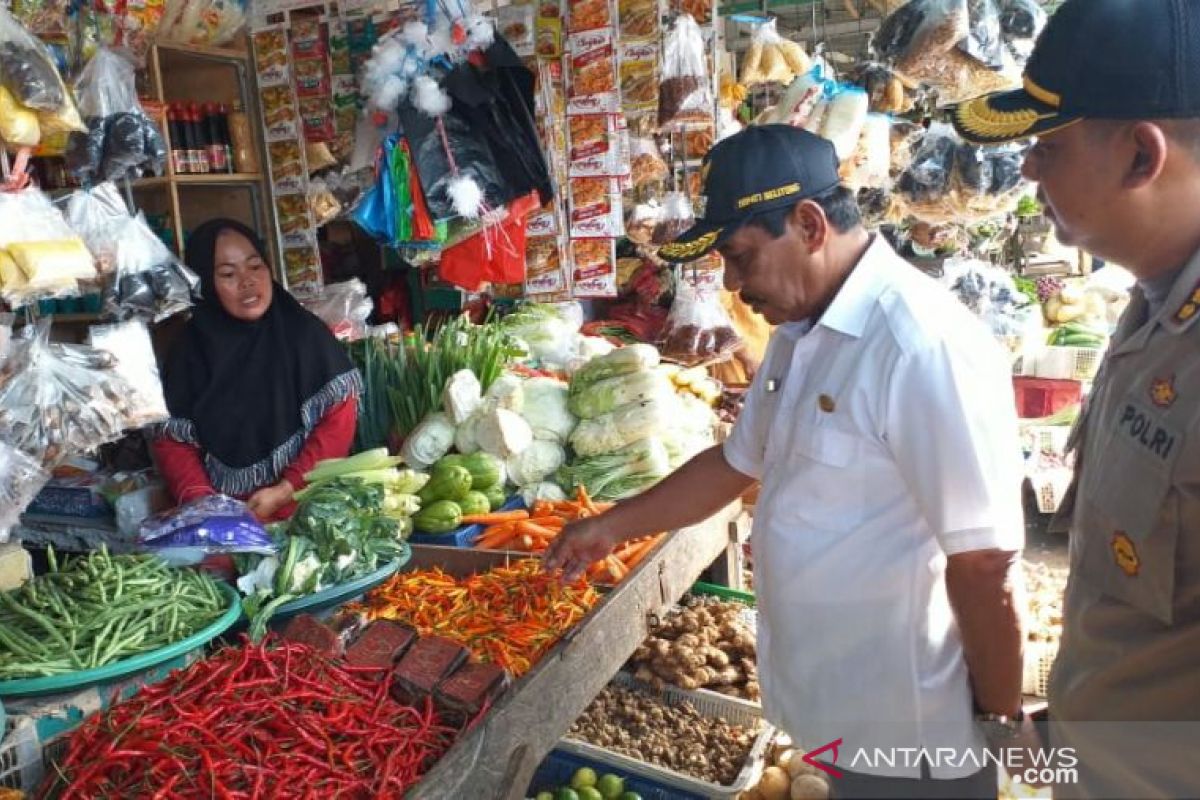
[955, 1, 1200, 796]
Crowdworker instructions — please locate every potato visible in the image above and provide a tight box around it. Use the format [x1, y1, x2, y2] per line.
[787, 751, 820, 780]
[791, 775, 831, 800]
[757, 766, 791, 800]
[775, 747, 797, 770]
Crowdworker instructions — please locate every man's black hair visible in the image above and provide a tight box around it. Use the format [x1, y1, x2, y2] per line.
[743, 185, 863, 238]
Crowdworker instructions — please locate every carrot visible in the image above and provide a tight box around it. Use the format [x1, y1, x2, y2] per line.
[619, 535, 662, 571]
[460, 510, 530, 525]
[520, 534, 535, 550]
[576, 485, 600, 515]
[526, 516, 565, 528]
[516, 520, 560, 539]
[476, 525, 520, 549]
[531, 500, 556, 517]
[604, 555, 628, 582]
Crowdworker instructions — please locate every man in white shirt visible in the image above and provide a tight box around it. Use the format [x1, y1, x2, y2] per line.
[546, 125, 1026, 799]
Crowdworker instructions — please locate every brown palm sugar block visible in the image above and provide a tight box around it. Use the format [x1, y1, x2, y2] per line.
[392, 635, 469, 706]
[345, 620, 416, 669]
[435, 661, 510, 723]
[281, 613, 343, 657]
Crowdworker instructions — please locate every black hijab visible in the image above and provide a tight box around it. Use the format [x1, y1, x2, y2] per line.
[161, 219, 360, 496]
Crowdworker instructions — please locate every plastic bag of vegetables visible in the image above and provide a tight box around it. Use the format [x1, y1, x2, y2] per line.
[567, 368, 674, 420]
[138, 494, 275, 554]
[570, 343, 660, 395]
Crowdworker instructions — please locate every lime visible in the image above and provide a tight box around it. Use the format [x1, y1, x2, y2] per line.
[596, 775, 624, 799]
[571, 768, 598, 790]
[577, 789, 603, 800]
[535, 793, 554, 800]
[554, 789, 580, 800]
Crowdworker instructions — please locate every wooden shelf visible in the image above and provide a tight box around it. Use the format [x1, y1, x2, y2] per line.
[153, 41, 249, 62]
[171, 172, 264, 185]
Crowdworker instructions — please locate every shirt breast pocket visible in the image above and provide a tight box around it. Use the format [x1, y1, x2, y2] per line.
[1080, 424, 1181, 623]
[767, 423, 866, 532]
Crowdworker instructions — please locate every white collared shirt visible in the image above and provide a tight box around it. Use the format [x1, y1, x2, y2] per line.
[724, 236, 1025, 779]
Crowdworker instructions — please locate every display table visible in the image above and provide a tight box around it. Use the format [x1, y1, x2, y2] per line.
[408, 501, 742, 800]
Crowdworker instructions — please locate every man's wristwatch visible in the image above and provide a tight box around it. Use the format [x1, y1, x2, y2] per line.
[976, 710, 1025, 739]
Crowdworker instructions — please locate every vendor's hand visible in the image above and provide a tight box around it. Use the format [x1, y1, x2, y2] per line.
[246, 480, 295, 522]
[544, 516, 621, 583]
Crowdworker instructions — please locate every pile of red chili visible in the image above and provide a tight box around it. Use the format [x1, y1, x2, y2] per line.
[43, 637, 462, 799]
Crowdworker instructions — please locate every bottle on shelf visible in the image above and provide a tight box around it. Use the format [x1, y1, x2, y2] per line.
[203, 103, 230, 173]
[168, 104, 189, 174]
[227, 100, 259, 175]
[188, 103, 210, 174]
[217, 104, 235, 173]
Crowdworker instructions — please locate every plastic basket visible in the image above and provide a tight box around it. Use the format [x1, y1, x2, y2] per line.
[530, 748, 704, 800]
[408, 496, 524, 547]
[1012, 377, 1081, 419]
[1022, 640, 1059, 698]
[1034, 346, 1102, 381]
[559, 673, 774, 799]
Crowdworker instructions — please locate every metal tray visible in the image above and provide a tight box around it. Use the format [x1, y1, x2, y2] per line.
[558, 673, 774, 799]
[0, 583, 242, 699]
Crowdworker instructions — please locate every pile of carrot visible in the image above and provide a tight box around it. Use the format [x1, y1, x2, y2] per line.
[467, 486, 665, 584]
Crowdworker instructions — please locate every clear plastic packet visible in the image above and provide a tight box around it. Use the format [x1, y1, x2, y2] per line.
[159, 0, 247, 46]
[878, 0, 1018, 103]
[0, 439, 49, 543]
[740, 20, 794, 86]
[841, 113, 891, 190]
[999, 0, 1045, 62]
[88, 320, 169, 428]
[658, 14, 714, 131]
[629, 133, 668, 189]
[650, 191, 694, 245]
[895, 122, 957, 205]
[65, 48, 167, 183]
[138, 495, 275, 554]
[0, 186, 78, 246]
[820, 84, 869, 161]
[849, 62, 911, 115]
[897, 124, 1028, 223]
[0, 85, 40, 145]
[625, 200, 661, 245]
[63, 182, 130, 275]
[768, 67, 829, 127]
[107, 212, 199, 322]
[0, 6, 83, 137]
[300, 279, 374, 341]
[0, 320, 139, 468]
[660, 273, 743, 366]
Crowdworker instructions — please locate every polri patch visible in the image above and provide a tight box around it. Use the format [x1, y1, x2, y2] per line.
[1111, 531, 1140, 577]
[1172, 281, 1200, 326]
[1150, 375, 1177, 409]
[1116, 401, 1179, 462]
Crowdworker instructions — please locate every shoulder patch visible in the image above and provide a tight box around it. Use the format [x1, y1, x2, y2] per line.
[1166, 278, 1200, 333]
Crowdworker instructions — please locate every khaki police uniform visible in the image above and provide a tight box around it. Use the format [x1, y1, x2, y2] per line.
[1048, 250, 1200, 798]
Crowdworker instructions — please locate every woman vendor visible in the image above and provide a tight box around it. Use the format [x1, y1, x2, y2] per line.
[154, 219, 360, 521]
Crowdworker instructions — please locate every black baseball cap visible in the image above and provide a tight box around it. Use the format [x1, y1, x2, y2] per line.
[658, 125, 841, 263]
[954, 0, 1200, 145]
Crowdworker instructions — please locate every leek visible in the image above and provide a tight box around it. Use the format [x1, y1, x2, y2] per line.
[304, 449, 401, 483]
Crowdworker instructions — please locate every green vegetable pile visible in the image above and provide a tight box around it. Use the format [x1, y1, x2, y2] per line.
[347, 316, 518, 449]
[237, 474, 415, 638]
[0, 547, 229, 679]
[1048, 322, 1107, 349]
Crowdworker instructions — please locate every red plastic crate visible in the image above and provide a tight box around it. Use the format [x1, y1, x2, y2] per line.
[1013, 377, 1082, 419]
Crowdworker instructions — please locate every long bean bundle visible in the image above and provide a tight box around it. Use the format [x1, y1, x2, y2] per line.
[0, 547, 228, 678]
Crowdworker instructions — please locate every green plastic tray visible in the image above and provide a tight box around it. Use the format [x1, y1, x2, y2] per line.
[0, 583, 242, 699]
[265, 548, 410, 626]
[691, 581, 756, 606]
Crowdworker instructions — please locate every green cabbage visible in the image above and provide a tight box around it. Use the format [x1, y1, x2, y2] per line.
[569, 344, 660, 394]
[520, 377, 577, 443]
[569, 397, 676, 457]
[567, 369, 674, 419]
[558, 437, 672, 500]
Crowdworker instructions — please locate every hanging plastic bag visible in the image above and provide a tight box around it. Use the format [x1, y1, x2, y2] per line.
[651, 191, 695, 246]
[660, 273, 743, 366]
[107, 212, 199, 322]
[0, 85, 40, 146]
[0, 7, 81, 124]
[159, 0, 247, 46]
[740, 20, 795, 86]
[65, 48, 167, 183]
[999, 0, 1046, 62]
[0, 439, 49, 544]
[629, 134, 668, 190]
[877, 0, 1017, 103]
[63, 182, 131, 275]
[299, 279, 374, 340]
[0, 320, 140, 468]
[820, 84, 869, 161]
[88, 320, 169, 427]
[658, 15, 714, 131]
[138, 495, 275, 554]
[769, 67, 828, 127]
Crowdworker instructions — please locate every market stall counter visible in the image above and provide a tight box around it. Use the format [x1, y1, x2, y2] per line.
[404, 501, 741, 800]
